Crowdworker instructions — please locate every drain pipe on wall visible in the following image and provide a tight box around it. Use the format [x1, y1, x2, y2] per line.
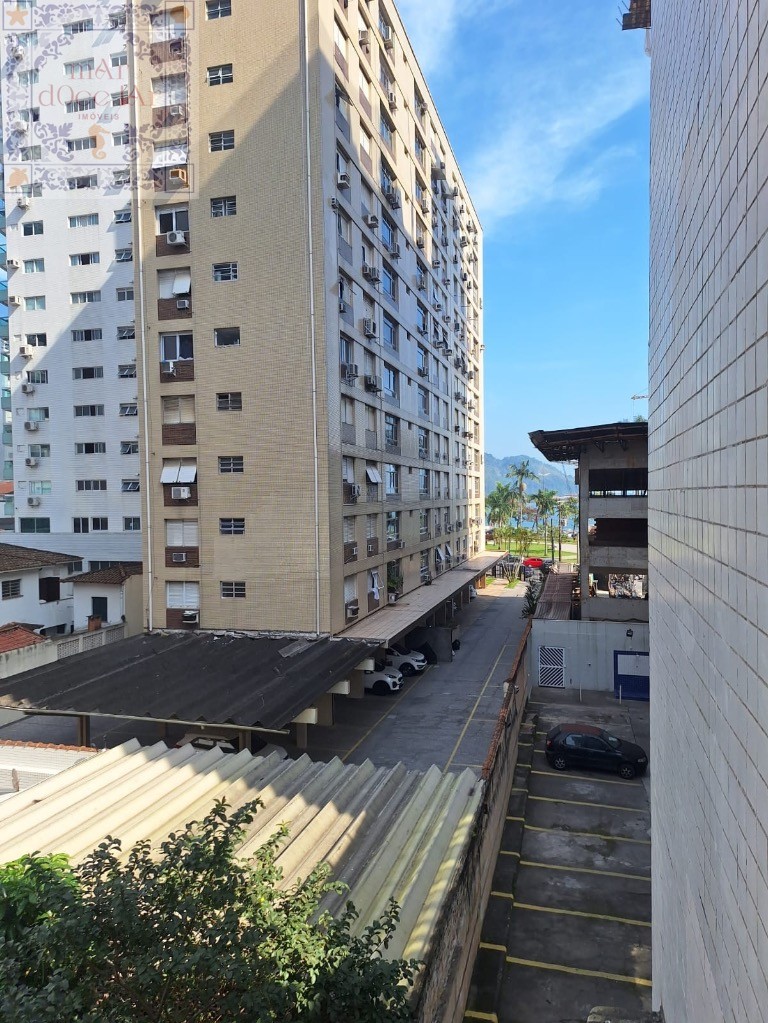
[300, 0, 322, 638]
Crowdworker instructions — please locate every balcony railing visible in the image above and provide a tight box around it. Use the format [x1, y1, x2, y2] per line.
[366, 483, 379, 502]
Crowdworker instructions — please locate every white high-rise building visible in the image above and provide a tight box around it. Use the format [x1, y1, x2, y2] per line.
[0, 6, 141, 561]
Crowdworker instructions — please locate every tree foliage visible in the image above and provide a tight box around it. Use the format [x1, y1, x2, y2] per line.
[0, 800, 419, 1023]
[506, 459, 540, 526]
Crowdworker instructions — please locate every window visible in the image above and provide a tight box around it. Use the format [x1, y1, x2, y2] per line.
[28, 445, 50, 459]
[114, 169, 131, 187]
[73, 518, 89, 533]
[25, 333, 47, 347]
[75, 442, 106, 454]
[24, 258, 44, 274]
[22, 221, 43, 236]
[207, 63, 233, 85]
[381, 263, 396, 299]
[122, 479, 140, 492]
[18, 183, 42, 198]
[214, 327, 240, 347]
[24, 296, 45, 311]
[221, 581, 246, 598]
[27, 407, 48, 421]
[69, 213, 99, 228]
[206, 0, 232, 16]
[115, 247, 133, 262]
[111, 52, 128, 67]
[334, 20, 347, 58]
[66, 97, 96, 113]
[157, 206, 189, 233]
[166, 520, 199, 546]
[381, 313, 397, 350]
[210, 196, 237, 217]
[209, 130, 235, 152]
[18, 70, 40, 87]
[113, 129, 129, 146]
[385, 463, 399, 496]
[73, 366, 103, 380]
[161, 396, 195, 424]
[27, 370, 48, 384]
[218, 455, 244, 473]
[70, 252, 100, 266]
[342, 456, 354, 483]
[68, 176, 98, 190]
[120, 404, 138, 417]
[212, 262, 238, 282]
[2, 580, 21, 600]
[166, 581, 200, 609]
[419, 467, 430, 495]
[67, 136, 97, 153]
[74, 405, 104, 417]
[418, 385, 429, 416]
[386, 510, 400, 540]
[118, 325, 136, 341]
[383, 363, 398, 398]
[384, 413, 399, 446]
[28, 480, 52, 496]
[19, 518, 50, 534]
[161, 332, 193, 360]
[71, 291, 101, 304]
[76, 479, 107, 492]
[117, 287, 134, 301]
[124, 517, 141, 531]
[92, 518, 108, 531]
[118, 365, 137, 378]
[72, 328, 103, 342]
[121, 441, 139, 455]
[112, 90, 129, 107]
[379, 108, 394, 148]
[114, 208, 132, 223]
[217, 392, 242, 411]
[219, 518, 245, 535]
[380, 216, 395, 249]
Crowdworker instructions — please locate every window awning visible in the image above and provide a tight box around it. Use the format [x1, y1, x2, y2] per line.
[177, 464, 196, 484]
[445, 544, 453, 558]
[366, 466, 381, 484]
[160, 461, 197, 484]
[171, 271, 191, 295]
[152, 144, 188, 168]
[435, 548, 444, 561]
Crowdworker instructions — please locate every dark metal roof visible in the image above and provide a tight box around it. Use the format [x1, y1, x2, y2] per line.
[529, 422, 648, 463]
[0, 632, 377, 731]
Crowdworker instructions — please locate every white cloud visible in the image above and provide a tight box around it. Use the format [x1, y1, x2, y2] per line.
[397, 0, 515, 78]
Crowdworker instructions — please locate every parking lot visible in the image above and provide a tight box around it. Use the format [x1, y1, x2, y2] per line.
[467, 689, 652, 1023]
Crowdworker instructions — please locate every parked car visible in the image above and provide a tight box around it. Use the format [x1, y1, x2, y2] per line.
[363, 666, 404, 695]
[384, 646, 427, 676]
[545, 723, 648, 779]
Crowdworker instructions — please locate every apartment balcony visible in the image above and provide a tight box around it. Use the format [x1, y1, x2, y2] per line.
[589, 496, 648, 520]
[150, 38, 187, 65]
[341, 422, 356, 445]
[158, 296, 192, 321]
[153, 104, 188, 131]
[343, 541, 358, 564]
[160, 359, 194, 383]
[162, 423, 196, 445]
[165, 546, 200, 568]
[343, 482, 360, 504]
[366, 483, 379, 503]
[385, 440, 401, 456]
[387, 536, 404, 552]
[419, 529, 431, 541]
[0, 395, 10, 412]
[2, 429, 12, 447]
[163, 483, 198, 507]
[152, 166, 189, 192]
[368, 591, 380, 614]
[0, 357, 9, 377]
[365, 429, 377, 449]
[3, 460, 12, 480]
[365, 537, 379, 557]
[587, 544, 648, 573]
[156, 230, 190, 257]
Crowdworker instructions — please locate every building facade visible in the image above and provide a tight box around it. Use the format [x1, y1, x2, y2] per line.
[0, 8, 141, 558]
[647, 1, 768, 1020]
[131, 0, 484, 634]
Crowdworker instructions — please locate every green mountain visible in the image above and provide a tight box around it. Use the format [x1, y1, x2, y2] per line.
[484, 453, 576, 498]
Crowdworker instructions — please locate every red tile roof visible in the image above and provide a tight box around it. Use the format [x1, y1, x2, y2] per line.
[0, 543, 80, 574]
[0, 482, 13, 496]
[68, 563, 143, 586]
[0, 738, 95, 752]
[0, 623, 45, 654]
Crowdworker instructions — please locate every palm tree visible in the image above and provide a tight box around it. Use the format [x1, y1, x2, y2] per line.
[532, 491, 552, 536]
[506, 459, 540, 527]
[535, 489, 558, 560]
[560, 495, 579, 561]
[486, 482, 514, 539]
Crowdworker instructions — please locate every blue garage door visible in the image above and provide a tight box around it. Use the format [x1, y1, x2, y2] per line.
[613, 651, 649, 701]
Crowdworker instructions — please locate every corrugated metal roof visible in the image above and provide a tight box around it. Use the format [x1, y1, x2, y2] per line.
[534, 565, 576, 620]
[0, 632, 377, 730]
[529, 421, 648, 463]
[0, 740, 483, 963]
[0, 741, 98, 801]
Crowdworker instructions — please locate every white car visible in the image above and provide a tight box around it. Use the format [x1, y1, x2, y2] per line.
[363, 667, 404, 695]
[469, 585, 477, 599]
[384, 646, 427, 676]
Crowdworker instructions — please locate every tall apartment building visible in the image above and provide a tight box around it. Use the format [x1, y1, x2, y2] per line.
[0, 8, 142, 562]
[643, 0, 768, 1019]
[131, 0, 484, 634]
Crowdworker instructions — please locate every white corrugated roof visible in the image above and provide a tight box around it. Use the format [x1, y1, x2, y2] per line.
[0, 740, 482, 962]
[0, 742, 98, 801]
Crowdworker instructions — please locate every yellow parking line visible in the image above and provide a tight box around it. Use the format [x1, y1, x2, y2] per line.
[525, 823, 651, 845]
[341, 666, 431, 762]
[518, 741, 533, 746]
[520, 860, 650, 881]
[528, 795, 648, 812]
[506, 814, 525, 822]
[530, 767, 642, 787]
[491, 890, 515, 899]
[510, 786, 528, 793]
[504, 955, 652, 987]
[479, 942, 507, 953]
[513, 901, 651, 927]
[499, 849, 521, 858]
[464, 1012, 499, 1023]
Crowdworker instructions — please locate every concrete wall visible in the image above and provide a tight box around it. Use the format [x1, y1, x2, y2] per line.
[649, 2, 768, 1021]
[0, 565, 74, 634]
[531, 618, 649, 693]
[0, 637, 56, 679]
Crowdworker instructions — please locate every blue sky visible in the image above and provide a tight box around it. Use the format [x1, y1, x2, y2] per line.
[397, 0, 651, 458]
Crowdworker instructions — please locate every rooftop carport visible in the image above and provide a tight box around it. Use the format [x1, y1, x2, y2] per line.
[0, 632, 377, 748]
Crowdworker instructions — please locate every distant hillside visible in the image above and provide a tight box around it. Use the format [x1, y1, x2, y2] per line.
[484, 453, 575, 498]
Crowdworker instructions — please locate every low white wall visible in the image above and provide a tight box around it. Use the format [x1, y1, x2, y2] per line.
[530, 618, 649, 692]
[0, 638, 57, 679]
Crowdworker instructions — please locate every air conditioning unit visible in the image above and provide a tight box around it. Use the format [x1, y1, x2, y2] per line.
[420, 197, 430, 214]
[7, 258, 20, 269]
[24, 457, 38, 467]
[18, 345, 31, 357]
[161, 360, 176, 375]
[362, 264, 380, 283]
[456, 520, 463, 529]
[24, 420, 38, 431]
[460, 235, 469, 246]
[468, 371, 475, 380]
[396, 539, 406, 549]
[171, 486, 191, 500]
[182, 610, 199, 625]
[367, 541, 376, 555]
[364, 213, 379, 229]
[169, 104, 184, 117]
[359, 28, 369, 45]
[342, 362, 359, 380]
[167, 230, 186, 245]
[433, 301, 442, 312]
[445, 524, 453, 533]
[169, 167, 188, 184]
[330, 197, 340, 211]
[454, 390, 463, 401]
[443, 314, 451, 323]
[337, 171, 351, 188]
[21, 382, 35, 394]
[387, 90, 397, 110]
[27, 496, 40, 507]
[350, 544, 358, 557]
[416, 235, 425, 248]
[383, 186, 401, 208]
[417, 366, 429, 377]
[431, 259, 441, 269]
[171, 552, 187, 563]
[176, 299, 191, 310]
[417, 326, 428, 336]
[346, 603, 360, 619]
[364, 374, 382, 393]
[388, 244, 401, 260]
[362, 318, 377, 338]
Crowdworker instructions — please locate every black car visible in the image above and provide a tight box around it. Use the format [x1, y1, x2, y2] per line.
[545, 723, 648, 780]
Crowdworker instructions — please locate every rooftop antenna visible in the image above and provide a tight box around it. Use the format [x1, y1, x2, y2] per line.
[631, 393, 648, 417]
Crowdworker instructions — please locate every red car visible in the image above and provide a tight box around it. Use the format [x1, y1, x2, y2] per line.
[523, 557, 544, 568]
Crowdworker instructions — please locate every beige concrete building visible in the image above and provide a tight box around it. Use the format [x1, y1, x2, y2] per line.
[129, 0, 484, 635]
